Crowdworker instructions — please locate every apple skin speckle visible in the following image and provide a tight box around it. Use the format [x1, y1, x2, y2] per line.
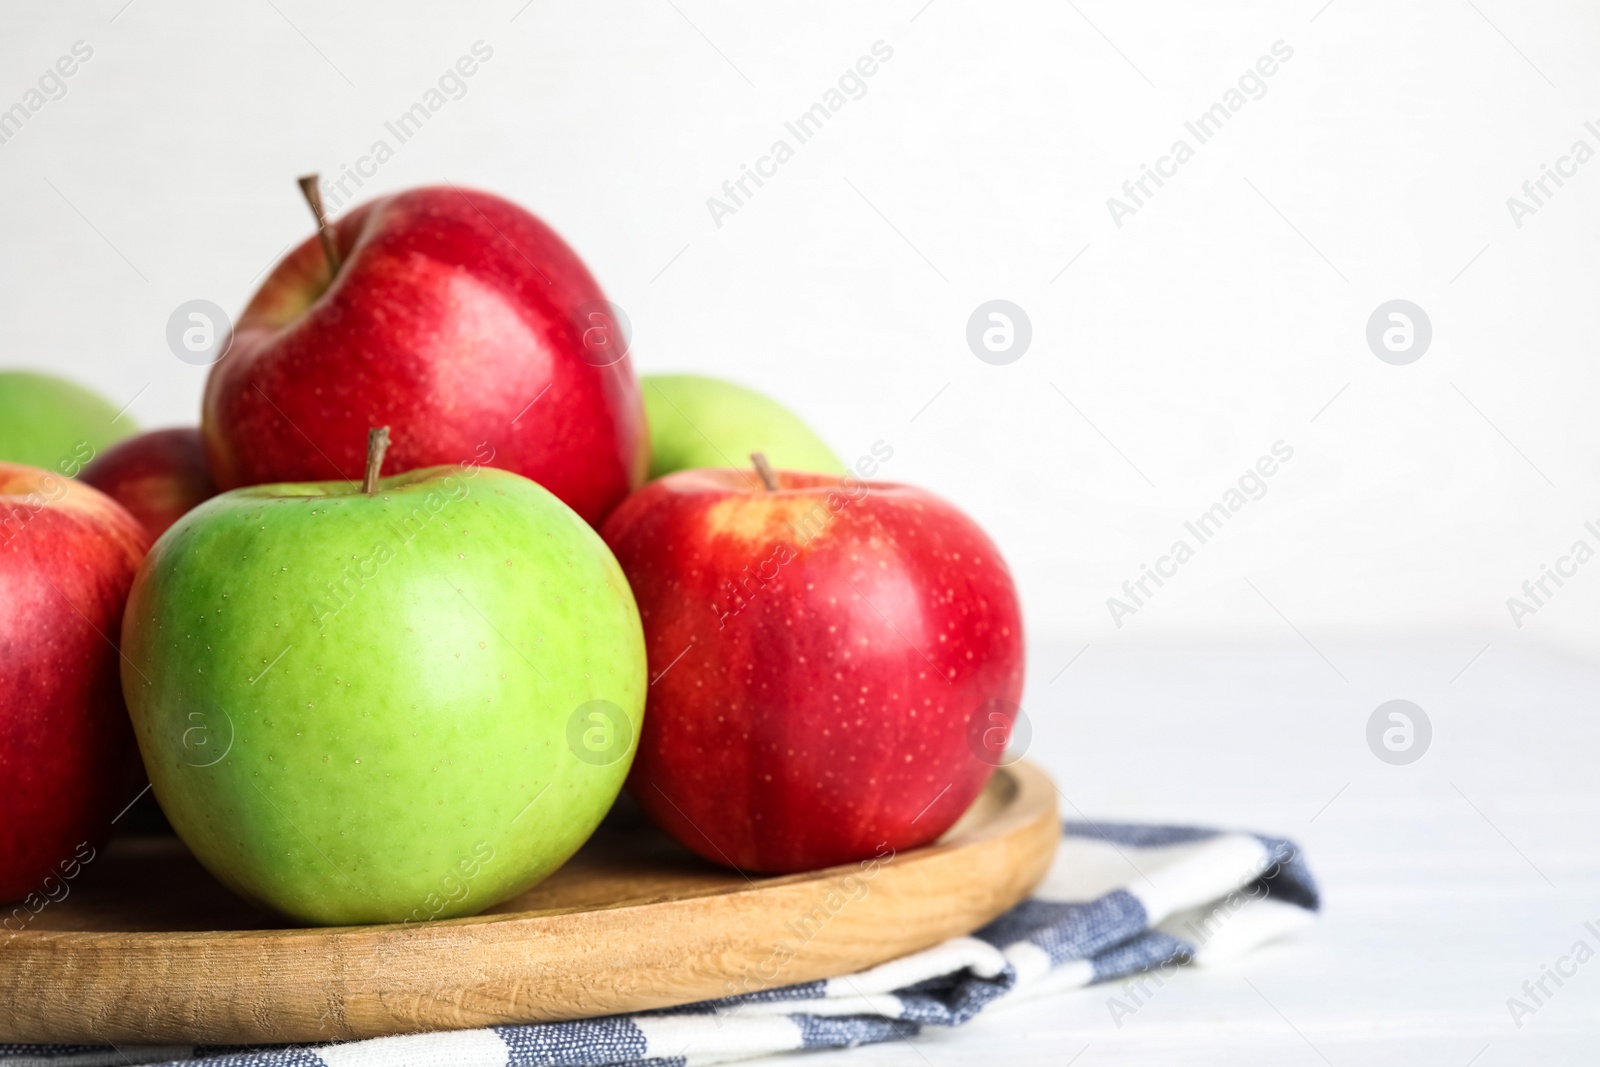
[0, 464, 148, 902]
[601, 467, 1024, 874]
[201, 187, 647, 527]
[117, 466, 647, 925]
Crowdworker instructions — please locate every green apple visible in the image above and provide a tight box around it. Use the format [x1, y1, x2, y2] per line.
[120, 457, 646, 926]
[643, 374, 842, 479]
[0, 370, 136, 472]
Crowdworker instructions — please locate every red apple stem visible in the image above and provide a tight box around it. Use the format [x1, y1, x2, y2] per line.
[750, 452, 779, 492]
[297, 174, 342, 279]
[363, 426, 391, 495]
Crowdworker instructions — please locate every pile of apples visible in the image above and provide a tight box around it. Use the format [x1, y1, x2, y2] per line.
[0, 183, 1024, 926]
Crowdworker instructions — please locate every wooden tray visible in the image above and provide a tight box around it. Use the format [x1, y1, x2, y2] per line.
[0, 761, 1058, 1045]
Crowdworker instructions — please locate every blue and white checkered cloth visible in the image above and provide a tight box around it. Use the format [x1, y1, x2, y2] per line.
[1, 821, 1317, 1067]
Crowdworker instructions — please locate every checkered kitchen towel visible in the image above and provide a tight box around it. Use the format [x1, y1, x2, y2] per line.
[1, 822, 1317, 1067]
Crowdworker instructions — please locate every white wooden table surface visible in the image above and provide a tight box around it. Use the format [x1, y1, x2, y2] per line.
[762, 637, 1600, 1066]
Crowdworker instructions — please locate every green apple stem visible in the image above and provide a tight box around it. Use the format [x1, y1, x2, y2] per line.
[750, 452, 779, 492]
[363, 426, 391, 495]
[296, 174, 342, 279]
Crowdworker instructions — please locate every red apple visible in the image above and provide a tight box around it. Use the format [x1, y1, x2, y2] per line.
[80, 427, 217, 541]
[0, 463, 149, 902]
[601, 467, 1025, 873]
[202, 185, 647, 526]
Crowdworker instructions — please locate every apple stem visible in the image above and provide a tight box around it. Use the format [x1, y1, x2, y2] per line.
[363, 426, 391, 495]
[296, 174, 342, 279]
[750, 452, 779, 492]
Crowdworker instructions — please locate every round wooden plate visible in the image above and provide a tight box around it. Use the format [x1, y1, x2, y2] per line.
[0, 761, 1058, 1045]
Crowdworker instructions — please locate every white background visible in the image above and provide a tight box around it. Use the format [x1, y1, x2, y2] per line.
[5, 4, 1600, 1062]
[6, 0, 1600, 656]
